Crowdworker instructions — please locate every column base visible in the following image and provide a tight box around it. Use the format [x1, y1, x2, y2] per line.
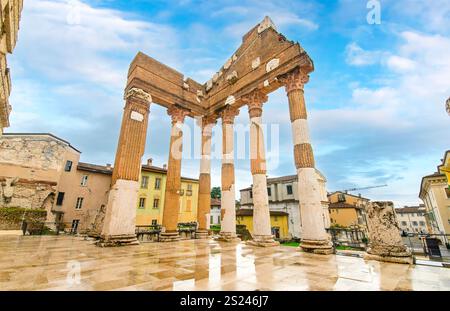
[195, 230, 209, 239]
[364, 247, 413, 264]
[215, 232, 241, 242]
[246, 235, 279, 247]
[96, 234, 139, 247]
[300, 239, 334, 255]
[159, 232, 180, 242]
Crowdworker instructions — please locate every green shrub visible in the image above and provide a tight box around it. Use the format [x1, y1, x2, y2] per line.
[0, 207, 47, 230]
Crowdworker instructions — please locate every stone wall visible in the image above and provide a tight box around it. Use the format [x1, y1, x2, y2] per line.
[0, 135, 68, 171]
[0, 207, 47, 230]
[0, 178, 56, 210]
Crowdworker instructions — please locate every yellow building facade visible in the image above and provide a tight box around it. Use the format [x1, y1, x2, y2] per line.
[135, 164, 199, 226]
[236, 209, 289, 240]
[328, 192, 369, 229]
[438, 150, 450, 188]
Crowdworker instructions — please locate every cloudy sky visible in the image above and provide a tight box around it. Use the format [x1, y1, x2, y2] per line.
[7, 0, 450, 207]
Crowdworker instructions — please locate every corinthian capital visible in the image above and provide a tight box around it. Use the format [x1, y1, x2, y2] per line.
[167, 105, 190, 124]
[124, 87, 152, 102]
[220, 105, 240, 124]
[242, 89, 268, 118]
[280, 69, 310, 94]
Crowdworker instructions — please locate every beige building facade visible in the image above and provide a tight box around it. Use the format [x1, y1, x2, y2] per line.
[239, 170, 330, 239]
[394, 205, 429, 234]
[419, 172, 450, 242]
[0, 0, 23, 134]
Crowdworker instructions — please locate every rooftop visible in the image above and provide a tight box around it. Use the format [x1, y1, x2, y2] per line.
[395, 205, 426, 214]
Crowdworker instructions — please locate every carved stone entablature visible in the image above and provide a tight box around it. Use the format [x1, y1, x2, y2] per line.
[220, 105, 240, 124]
[125, 87, 152, 103]
[167, 105, 190, 124]
[242, 89, 268, 118]
[279, 68, 310, 94]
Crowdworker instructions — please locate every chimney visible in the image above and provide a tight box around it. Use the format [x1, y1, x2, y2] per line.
[106, 163, 112, 170]
[163, 164, 167, 170]
[147, 158, 153, 166]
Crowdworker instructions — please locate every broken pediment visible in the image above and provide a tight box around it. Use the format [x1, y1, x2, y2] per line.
[125, 16, 313, 117]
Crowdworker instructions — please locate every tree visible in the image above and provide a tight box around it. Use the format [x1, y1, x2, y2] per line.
[211, 187, 221, 199]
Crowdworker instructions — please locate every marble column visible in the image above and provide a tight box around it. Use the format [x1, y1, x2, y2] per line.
[216, 105, 240, 242]
[98, 88, 152, 247]
[282, 69, 333, 254]
[242, 90, 279, 247]
[160, 105, 190, 242]
[196, 115, 217, 239]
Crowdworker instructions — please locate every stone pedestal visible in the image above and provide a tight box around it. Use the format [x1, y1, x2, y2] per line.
[364, 201, 413, 264]
[216, 231, 241, 242]
[195, 229, 209, 239]
[159, 231, 180, 242]
[301, 239, 334, 255]
[97, 234, 139, 247]
[247, 235, 280, 247]
[97, 179, 140, 247]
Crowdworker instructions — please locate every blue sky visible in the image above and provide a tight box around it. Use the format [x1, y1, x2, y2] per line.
[7, 0, 450, 207]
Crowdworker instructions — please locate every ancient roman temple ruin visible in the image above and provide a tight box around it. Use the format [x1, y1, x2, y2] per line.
[98, 17, 333, 254]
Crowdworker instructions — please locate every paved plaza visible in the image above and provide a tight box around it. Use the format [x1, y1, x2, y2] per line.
[0, 235, 449, 291]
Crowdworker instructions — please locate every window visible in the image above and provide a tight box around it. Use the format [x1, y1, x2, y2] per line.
[56, 192, 65, 206]
[267, 187, 272, 196]
[250, 190, 253, 198]
[153, 198, 159, 209]
[141, 176, 149, 189]
[151, 219, 157, 226]
[80, 175, 88, 186]
[286, 185, 293, 195]
[186, 184, 193, 196]
[274, 216, 278, 221]
[419, 221, 425, 226]
[71, 220, 80, 234]
[445, 187, 450, 198]
[210, 215, 213, 224]
[65, 160, 73, 172]
[401, 221, 407, 226]
[412, 221, 418, 226]
[154, 178, 161, 190]
[75, 197, 84, 209]
[139, 198, 146, 209]
[338, 193, 345, 202]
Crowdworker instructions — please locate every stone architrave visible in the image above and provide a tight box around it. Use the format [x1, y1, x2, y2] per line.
[242, 89, 279, 247]
[195, 115, 217, 239]
[98, 88, 151, 247]
[160, 105, 190, 242]
[280, 69, 333, 254]
[364, 201, 413, 264]
[216, 105, 240, 242]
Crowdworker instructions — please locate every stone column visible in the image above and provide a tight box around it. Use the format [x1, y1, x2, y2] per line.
[216, 105, 240, 242]
[364, 201, 413, 264]
[160, 105, 190, 242]
[98, 88, 152, 247]
[242, 90, 279, 247]
[281, 69, 333, 254]
[195, 115, 217, 239]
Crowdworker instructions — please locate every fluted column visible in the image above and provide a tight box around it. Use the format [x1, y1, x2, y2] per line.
[98, 88, 152, 247]
[160, 105, 190, 242]
[217, 105, 240, 242]
[281, 68, 333, 254]
[242, 90, 279, 247]
[196, 115, 217, 239]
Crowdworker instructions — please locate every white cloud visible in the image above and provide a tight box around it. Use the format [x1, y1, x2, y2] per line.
[345, 42, 385, 66]
[386, 55, 416, 72]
